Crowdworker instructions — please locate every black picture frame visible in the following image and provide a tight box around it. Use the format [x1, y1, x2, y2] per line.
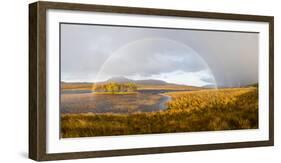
[29, 1, 274, 161]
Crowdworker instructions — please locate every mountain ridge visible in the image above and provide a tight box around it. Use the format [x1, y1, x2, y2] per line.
[106, 76, 168, 85]
[61, 76, 201, 89]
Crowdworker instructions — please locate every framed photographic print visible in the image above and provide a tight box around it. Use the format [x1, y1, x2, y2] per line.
[29, 1, 274, 161]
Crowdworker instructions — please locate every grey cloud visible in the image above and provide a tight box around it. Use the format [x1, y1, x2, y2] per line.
[99, 38, 206, 78]
[61, 24, 258, 87]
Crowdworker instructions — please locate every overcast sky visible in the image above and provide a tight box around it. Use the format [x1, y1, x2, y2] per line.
[61, 23, 258, 87]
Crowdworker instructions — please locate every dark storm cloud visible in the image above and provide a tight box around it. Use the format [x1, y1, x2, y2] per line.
[61, 24, 258, 87]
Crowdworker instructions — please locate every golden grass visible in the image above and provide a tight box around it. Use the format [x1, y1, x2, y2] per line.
[166, 88, 258, 113]
[61, 83, 92, 90]
[61, 87, 258, 138]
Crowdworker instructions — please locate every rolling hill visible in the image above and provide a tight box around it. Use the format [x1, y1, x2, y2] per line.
[61, 76, 202, 91]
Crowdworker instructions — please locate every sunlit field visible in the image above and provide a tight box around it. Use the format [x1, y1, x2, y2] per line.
[61, 87, 258, 138]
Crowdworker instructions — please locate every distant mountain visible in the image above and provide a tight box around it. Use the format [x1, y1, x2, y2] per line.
[106, 76, 133, 83]
[62, 77, 203, 91]
[135, 79, 167, 85]
[61, 81, 93, 84]
[105, 76, 168, 85]
[202, 84, 217, 89]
